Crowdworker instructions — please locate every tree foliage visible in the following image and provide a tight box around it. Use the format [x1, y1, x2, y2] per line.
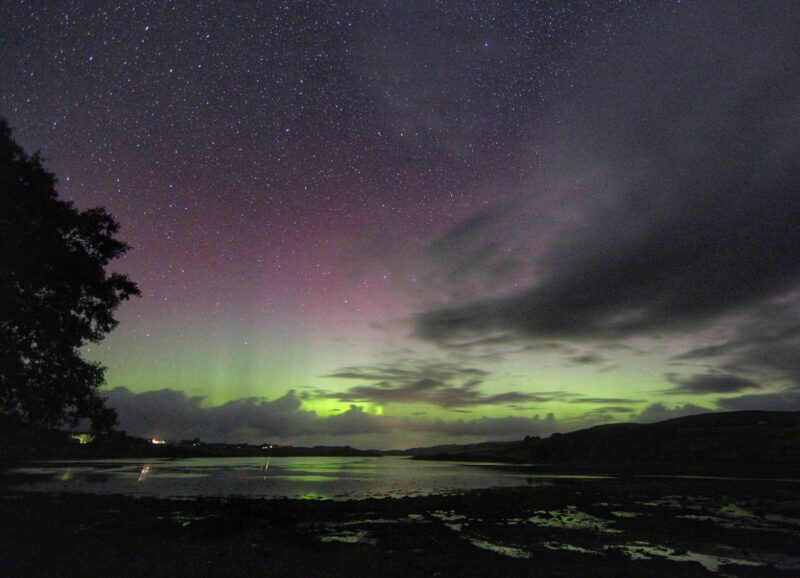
[0, 118, 139, 432]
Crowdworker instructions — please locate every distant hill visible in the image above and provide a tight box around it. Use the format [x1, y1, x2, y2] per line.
[411, 411, 800, 477]
[385, 440, 512, 457]
[4, 411, 799, 476]
[0, 416, 381, 463]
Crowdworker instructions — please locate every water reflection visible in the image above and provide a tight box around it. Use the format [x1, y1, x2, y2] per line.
[8, 456, 556, 499]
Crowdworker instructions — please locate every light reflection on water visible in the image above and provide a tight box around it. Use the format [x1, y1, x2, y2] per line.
[6, 456, 596, 499]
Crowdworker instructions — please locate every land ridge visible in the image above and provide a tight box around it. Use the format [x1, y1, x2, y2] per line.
[3, 410, 799, 478]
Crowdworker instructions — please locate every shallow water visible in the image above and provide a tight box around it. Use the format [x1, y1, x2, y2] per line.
[5, 456, 598, 499]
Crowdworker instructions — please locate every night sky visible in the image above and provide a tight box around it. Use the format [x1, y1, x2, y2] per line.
[2, 1, 800, 448]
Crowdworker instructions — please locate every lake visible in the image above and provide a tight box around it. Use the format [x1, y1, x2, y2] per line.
[8, 456, 605, 499]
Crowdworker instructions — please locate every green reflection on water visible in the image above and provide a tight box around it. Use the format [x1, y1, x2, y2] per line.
[275, 475, 341, 483]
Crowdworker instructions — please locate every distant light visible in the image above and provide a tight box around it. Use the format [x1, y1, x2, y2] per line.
[150, 438, 167, 445]
[71, 433, 95, 445]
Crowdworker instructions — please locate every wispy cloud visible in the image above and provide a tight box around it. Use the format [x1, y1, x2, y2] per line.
[672, 295, 800, 387]
[405, 6, 800, 356]
[321, 361, 550, 408]
[663, 372, 761, 395]
[570, 397, 639, 405]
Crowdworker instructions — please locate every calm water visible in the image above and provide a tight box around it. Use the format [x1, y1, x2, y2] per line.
[7, 456, 600, 499]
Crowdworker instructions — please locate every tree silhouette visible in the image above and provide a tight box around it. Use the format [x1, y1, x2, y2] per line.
[0, 118, 139, 433]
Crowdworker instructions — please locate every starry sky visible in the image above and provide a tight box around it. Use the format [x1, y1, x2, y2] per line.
[2, 1, 800, 448]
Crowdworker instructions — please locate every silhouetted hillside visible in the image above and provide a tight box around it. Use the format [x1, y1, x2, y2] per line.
[413, 411, 800, 476]
[386, 441, 512, 457]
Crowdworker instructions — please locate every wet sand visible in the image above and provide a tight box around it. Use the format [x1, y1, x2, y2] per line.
[2, 477, 799, 577]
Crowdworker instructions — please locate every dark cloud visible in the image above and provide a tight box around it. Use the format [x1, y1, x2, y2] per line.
[438, 333, 564, 356]
[325, 361, 488, 383]
[672, 295, 800, 386]
[716, 392, 800, 413]
[569, 354, 605, 366]
[104, 387, 565, 446]
[636, 403, 712, 424]
[411, 4, 800, 348]
[673, 343, 734, 361]
[322, 361, 544, 408]
[584, 406, 636, 415]
[108, 387, 800, 448]
[105, 387, 317, 442]
[570, 397, 639, 405]
[664, 372, 761, 395]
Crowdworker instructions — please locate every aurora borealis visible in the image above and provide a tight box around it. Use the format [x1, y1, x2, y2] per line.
[2, 1, 800, 447]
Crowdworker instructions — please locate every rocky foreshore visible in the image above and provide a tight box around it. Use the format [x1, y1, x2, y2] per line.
[3, 476, 799, 577]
